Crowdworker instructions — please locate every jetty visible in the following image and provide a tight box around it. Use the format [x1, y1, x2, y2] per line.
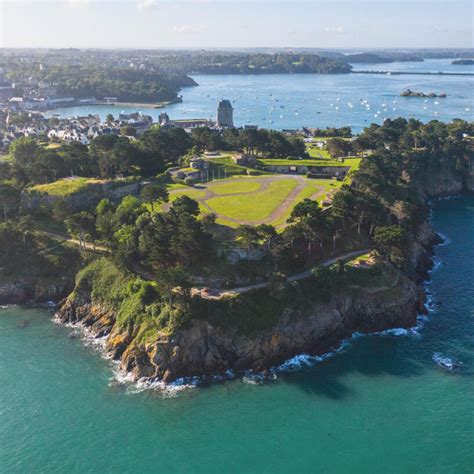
[352, 70, 474, 77]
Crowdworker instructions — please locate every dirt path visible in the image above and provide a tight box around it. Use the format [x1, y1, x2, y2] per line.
[38, 231, 109, 253]
[195, 249, 371, 299]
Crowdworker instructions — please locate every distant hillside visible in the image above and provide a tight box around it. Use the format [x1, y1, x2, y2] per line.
[155, 52, 353, 75]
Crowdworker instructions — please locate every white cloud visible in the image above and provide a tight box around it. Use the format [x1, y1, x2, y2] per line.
[136, 0, 157, 11]
[323, 26, 345, 34]
[172, 25, 205, 34]
[67, 0, 90, 7]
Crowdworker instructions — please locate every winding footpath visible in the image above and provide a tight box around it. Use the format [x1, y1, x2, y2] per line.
[195, 249, 370, 299]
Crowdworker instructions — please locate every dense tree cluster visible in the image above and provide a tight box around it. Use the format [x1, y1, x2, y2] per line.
[176, 53, 352, 74]
[191, 127, 306, 157]
[1, 117, 472, 290]
[3, 126, 306, 186]
[281, 119, 474, 267]
[6, 64, 195, 103]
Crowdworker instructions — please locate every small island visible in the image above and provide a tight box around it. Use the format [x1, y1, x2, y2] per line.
[400, 88, 447, 98]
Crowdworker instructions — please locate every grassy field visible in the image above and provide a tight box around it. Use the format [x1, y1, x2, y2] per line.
[306, 146, 332, 159]
[163, 175, 344, 228]
[206, 178, 298, 223]
[208, 156, 270, 177]
[209, 180, 262, 195]
[258, 158, 343, 167]
[30, 177, 106, 196]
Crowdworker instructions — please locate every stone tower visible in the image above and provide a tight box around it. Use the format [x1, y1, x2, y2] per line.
[217, 99, 234, 128]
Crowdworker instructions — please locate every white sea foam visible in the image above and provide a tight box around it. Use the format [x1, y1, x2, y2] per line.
[242, 375, 264, 385]
[274, 338, 352, 373]
[429, 258, 443, 274]
[432, 352, 460, 371]
[39, 300, 57, 309]
[436, 231, 452, 247]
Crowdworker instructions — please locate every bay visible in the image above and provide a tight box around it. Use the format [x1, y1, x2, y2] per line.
[45, 59, 474, 132]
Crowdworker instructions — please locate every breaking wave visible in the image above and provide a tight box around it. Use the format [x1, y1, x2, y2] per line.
[432, 352, 460, 371]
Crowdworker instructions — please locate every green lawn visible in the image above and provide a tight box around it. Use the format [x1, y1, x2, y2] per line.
[163, 176, 343, 228]
[306, 146, 332, 159]
[208, 180, 262, 195]
[209, 156, 270, 177]
[206, 178, 298, 223]
[258, 158, 347, 167]
[30, 177, 106, 197]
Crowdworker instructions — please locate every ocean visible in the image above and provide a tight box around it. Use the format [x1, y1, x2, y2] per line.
[1, 195, 473, 473]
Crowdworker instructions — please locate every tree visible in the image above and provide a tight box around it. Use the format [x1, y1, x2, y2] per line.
[114, 196, 143, 226]
[201, 213, 217, 232]
[95, 199, 116, 242]
[0, 184, 20, 220]
[48, 116, 60, 127]
[268, 272, 288, 297]
[52, 198, 72, 222]
[326, 138, 352, 159]
[106, 113, 114, 124]
[237, 224, 261, 255]
[289, 199, 322, 222]
[140, 184, 169, 212]
[288, 199, 328, 257]
[155, 266, 191, 307]
[373, 225, 407, 261]
[9, 137, 40, 184]
[66, 211, 95, 250]
[170, 196, 199, 217]
[256, 224, 278, 256]
[120, 126, 136, 137]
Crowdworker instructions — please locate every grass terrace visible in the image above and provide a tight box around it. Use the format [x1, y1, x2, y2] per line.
[164, 175, 337, 229]
[205, 178, 298, 223]
[30, 177, 107, 197]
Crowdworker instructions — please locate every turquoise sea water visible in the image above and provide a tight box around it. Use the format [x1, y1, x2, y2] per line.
[1, 195, 473, 473]
[45, 59, 474, 132]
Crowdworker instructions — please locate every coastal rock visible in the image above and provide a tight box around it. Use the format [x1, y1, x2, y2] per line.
[55, 264, 423, 383]
[400, 89, 446, 98]
[0, 278, 72, 305]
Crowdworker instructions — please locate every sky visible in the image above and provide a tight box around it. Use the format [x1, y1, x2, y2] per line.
[0, 0, 472, 49]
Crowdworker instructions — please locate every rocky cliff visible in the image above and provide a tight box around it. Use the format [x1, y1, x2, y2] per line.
[35, 171, 474, 382]
[56, 268, 424, 382]
[55, 212, 435, 384]
[0, 277, 74, 305]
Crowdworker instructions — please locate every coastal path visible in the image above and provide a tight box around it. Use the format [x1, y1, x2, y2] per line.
[195, 249, 370, 300]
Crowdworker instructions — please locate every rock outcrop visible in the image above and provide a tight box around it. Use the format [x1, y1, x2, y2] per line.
[0, 278, 73, 305]
[56, 254, 427, 383]
[400, 89, 446, 98]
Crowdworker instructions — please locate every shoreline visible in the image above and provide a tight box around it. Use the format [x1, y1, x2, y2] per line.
[52, 221, 436, 387]
[42, 98, 182, 114]
[2, 192, 468, 390]
[50, 230, 439, 394]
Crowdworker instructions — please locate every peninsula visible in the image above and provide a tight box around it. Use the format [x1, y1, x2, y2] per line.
[1, 108, 473, 383]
